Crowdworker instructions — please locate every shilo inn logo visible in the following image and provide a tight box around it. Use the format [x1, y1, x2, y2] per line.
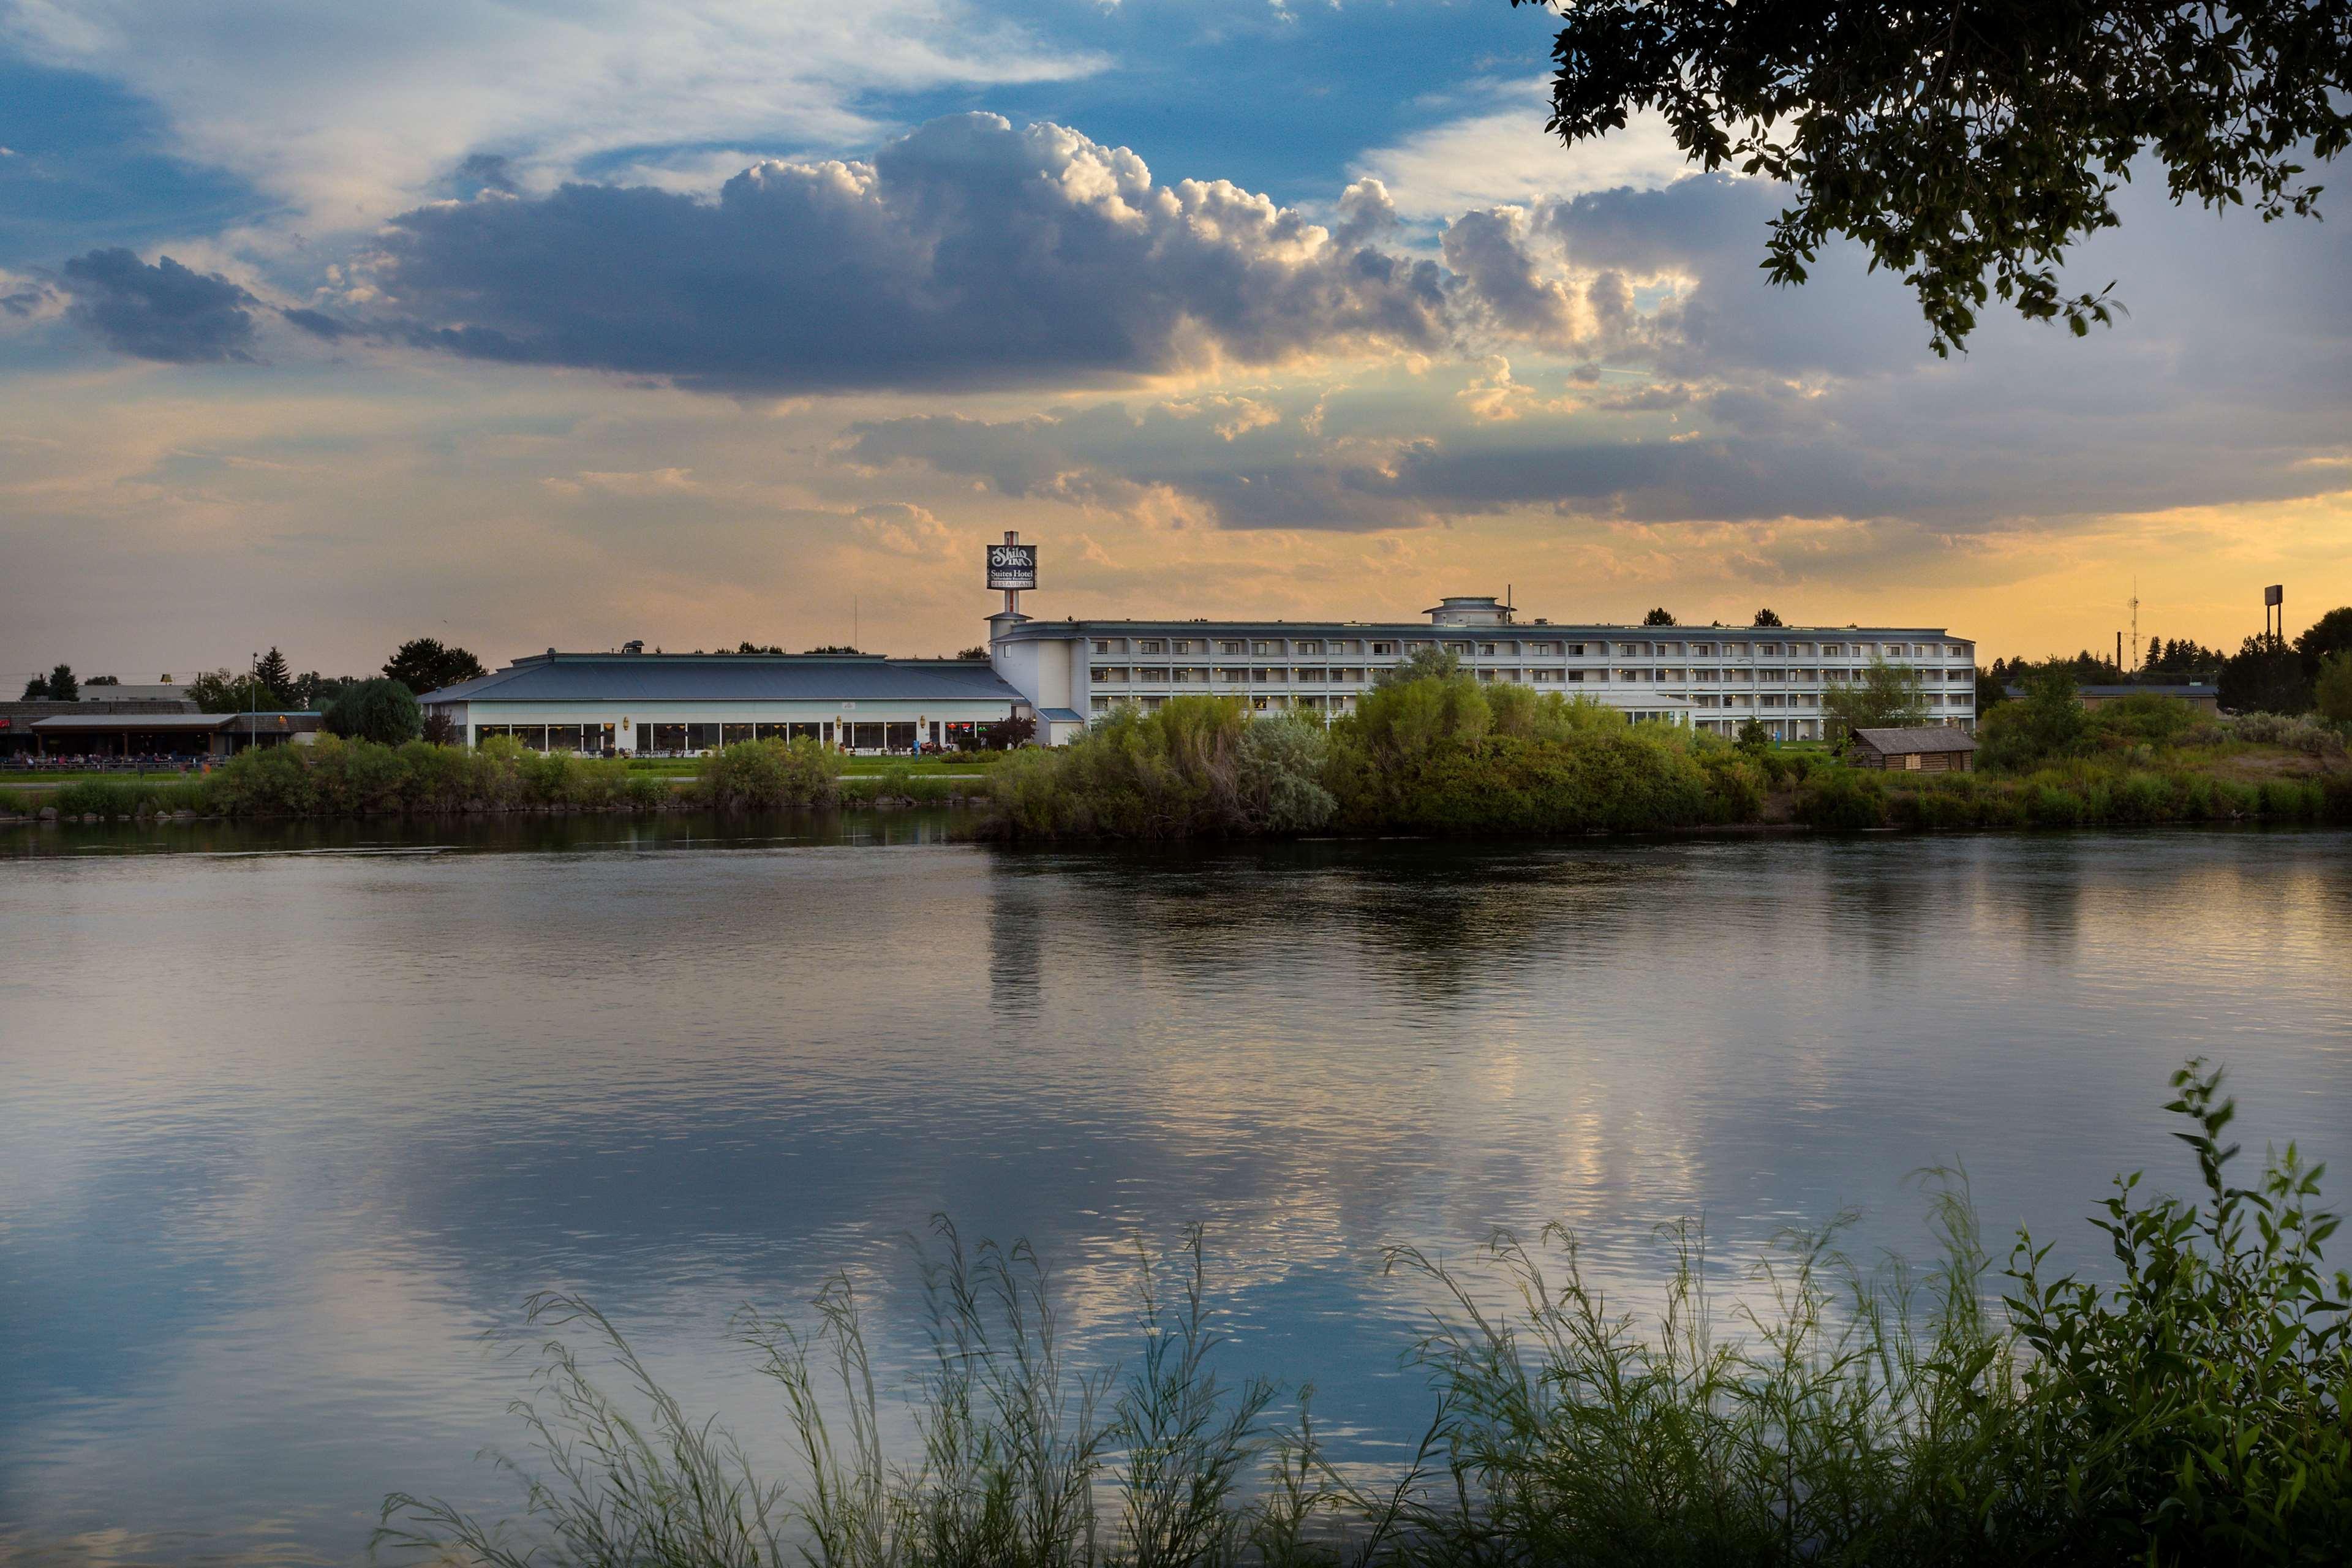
[986, 543, 1039, 589]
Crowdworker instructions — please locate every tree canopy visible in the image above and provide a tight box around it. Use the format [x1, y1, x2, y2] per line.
[1823, 657, 1928, 739]
[1642, 607, 1678, 626]
[1752, 608, 1784, 628]
[323, 678, 424, 745]
[1519, 0, 2351, 353]
[20, 664, 77, 701]
[383, 638, 486, 696]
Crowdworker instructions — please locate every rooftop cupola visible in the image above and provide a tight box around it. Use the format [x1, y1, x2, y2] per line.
[1425, 594, 1515, 627]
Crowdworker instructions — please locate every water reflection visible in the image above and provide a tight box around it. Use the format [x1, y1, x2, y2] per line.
[1, 824, 2348, 1564]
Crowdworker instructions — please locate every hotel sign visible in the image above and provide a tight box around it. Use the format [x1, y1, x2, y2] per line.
[987, 543, 1038, 590]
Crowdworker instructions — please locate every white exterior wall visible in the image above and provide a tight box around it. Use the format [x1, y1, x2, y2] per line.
[1003, 627, 1977, 743]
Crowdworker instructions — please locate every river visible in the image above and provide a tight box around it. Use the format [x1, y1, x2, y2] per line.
[3, 816, 2348, 1562]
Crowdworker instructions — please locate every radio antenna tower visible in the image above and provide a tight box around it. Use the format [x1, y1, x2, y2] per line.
[2129, 578, 2141, 673]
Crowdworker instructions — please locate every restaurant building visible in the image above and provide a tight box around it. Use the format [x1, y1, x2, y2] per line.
[416, 652, 1031, 755]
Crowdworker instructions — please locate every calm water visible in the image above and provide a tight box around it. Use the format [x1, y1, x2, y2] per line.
[4, 816, 2350, 1563]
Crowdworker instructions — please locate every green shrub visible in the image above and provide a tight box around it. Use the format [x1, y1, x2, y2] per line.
[985, 699, 1335, 839]
[2027, 783, 2086, 827]
[1795, 766, 1886, 829]
[1698, 752, 1763, 823]
[698, 738, 843, 810]
[322, 678, 423, 744]
[2228, 712, 2348, 758]
[2117, 775, 2182, 832]
[2007, 1062, 2352, 1561]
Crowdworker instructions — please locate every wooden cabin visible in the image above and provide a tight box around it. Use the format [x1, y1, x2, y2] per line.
[1850, 725, 1977, 772]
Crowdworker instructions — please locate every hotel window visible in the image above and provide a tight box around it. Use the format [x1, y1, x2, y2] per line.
[1297, 668, 1325, 681]
[1689, 643, 1712, 656]
[1137, 639, 1165, 654]
[1565, 643, 1588, 656]
[1091, 639, 1123, 655]
[1477, 643, 1497, 657]
[1141, 668, 1169, 682]
[1219, 640, 1247, 655]
[1170, 639, 1196, 654]
[1251, 640, 1278, 655]
[1295, 639, 1324, 655]
[1371, 641, 1397, 655]
[1090, 668, 1108, 682]
[1567, 670, 1586, 682]
[1091, 696, 1112, 714]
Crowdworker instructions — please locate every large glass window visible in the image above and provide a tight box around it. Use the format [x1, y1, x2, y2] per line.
[650, 722, 688, 752]
[548, 724, 586, 752]
[722, 722, 755, 745]
[850, 722, 886, 750]
[884, 722, 916, 752]
[686, 722, 720, 750]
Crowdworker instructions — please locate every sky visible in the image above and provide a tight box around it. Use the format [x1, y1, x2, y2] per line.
[1, 0, 2346, 687]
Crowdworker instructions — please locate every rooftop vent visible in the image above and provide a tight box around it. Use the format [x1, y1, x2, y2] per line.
[622, 639, 646, 654]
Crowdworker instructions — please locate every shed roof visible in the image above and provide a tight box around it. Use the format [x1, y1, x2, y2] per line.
[1853, 726, 1978, 754]
[419, 654, 1025, 706]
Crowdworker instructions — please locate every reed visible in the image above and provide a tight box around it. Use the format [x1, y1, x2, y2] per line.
[377, 1064, 2348, 1567]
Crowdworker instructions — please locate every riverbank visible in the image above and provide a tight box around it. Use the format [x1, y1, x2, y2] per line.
[0, 734, 988, 824]
[9, 698, 2346, 839]
[979, 690, 2352, 840]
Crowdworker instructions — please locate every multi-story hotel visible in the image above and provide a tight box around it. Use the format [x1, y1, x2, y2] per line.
[990, 594, 1977, 744]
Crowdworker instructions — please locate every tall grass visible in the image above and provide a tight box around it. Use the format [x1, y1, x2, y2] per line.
[377, 1064, 2349, 1567]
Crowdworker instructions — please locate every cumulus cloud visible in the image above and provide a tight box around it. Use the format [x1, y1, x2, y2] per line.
[1350, 82, 1691, 220]
[356, 113, 1453, 392]
[2, 0, 1106, 222]
[58, 249, 262, 363]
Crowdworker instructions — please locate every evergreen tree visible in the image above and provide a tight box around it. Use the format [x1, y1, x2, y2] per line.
[44, 663, 77, 702]
[1752, 608, 1784, 628]
[1642, 607, 1678, 626]
[20, 673, 48, 699]
[253, 647, 293, 706]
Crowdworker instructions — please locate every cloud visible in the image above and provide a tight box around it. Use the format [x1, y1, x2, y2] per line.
[357, 113, 1455, 392]
[1351, 83, 1692, 220]
[853, 501, 955, 556]
[57, 249, 260, 363]
[1, 0, 1107, 222]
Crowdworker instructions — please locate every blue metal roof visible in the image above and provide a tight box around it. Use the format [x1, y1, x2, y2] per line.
[1038, 707, 1085, 724]
[421, 655, 1023, 705]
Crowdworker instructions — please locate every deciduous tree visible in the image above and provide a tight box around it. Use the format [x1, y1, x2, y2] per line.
[323, 679, 424, 745]
[1518, 0, 2351, 353]
[382, 638, 486, 696]
[1823, 657, 1927, 739]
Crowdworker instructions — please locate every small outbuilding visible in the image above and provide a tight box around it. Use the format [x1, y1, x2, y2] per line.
[1849, 725, 1977, 772]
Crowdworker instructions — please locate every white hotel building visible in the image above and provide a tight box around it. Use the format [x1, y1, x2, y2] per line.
[990, 595, 1976, 744]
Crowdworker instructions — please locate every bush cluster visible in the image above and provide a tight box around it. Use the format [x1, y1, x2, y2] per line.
[984, 681, 1754, 841]
[379, 1063, 2352, 1567]
[696, 738, 844, 811]
[1798, 761, 2352, 832]
[987, 698, 1337, 839]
